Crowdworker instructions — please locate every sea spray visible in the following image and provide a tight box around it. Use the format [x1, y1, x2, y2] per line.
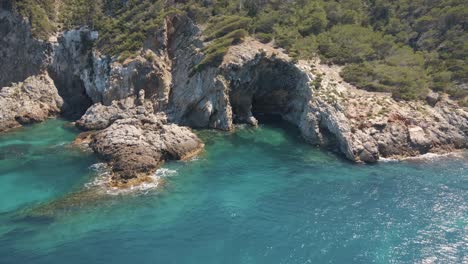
[86, 163, 177, 195]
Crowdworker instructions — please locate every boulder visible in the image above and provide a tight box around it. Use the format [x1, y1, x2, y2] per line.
[89, 114, 204, 182]
[0, 73, 63, 132]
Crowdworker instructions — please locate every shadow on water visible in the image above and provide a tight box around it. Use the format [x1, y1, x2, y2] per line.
[253, 112, 352, 163]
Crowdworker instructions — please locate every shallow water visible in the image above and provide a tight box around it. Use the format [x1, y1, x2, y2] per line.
[0, 120, 466, 264]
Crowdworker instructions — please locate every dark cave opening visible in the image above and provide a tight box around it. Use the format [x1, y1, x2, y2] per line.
[48, 70, 93, 120]
[229, 58, 307, 128]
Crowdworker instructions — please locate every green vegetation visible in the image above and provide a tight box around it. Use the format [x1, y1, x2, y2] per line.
[13, 0, 57, 40]
[11, 0, 468, 103]
[14, 0, 169, 61]
[192, 16, 250, 73]
[179, 0, 467, 102]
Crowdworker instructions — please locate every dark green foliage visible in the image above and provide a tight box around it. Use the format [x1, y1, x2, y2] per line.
[341, 47, 430, 100]
[255, 32, 272, 44]
[13, 0, 57, 40]
[94, 0, 168, 59]
[190, 13, 251, 73]
[193, 26, 248, 73]
[10, 0, 468, 103]
[204, 16, 251, 41]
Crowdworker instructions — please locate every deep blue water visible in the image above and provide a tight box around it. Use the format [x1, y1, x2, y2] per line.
[0, 119, 466, 264]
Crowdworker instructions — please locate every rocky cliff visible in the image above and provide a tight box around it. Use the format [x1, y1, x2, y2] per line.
[0, 10, 467, 187]
[0, 10, 49, 87]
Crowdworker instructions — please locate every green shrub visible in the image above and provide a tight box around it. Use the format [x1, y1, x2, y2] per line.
[204, 16, 251, 41]
[255, 32, 272, 43]
[317, 25, 391, 64]
[193, 28, 248, 73]
[13, 0, 57, 40]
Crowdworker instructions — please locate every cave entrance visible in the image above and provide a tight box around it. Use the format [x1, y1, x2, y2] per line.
[229, 58, 307, 127]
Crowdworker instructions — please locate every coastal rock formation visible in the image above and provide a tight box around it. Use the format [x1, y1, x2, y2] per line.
[296, 63, 468, 162]
[166, 31, 468, 162]
[0, 9, 466, 185]
[0, 73, 63, 132]
[82, 50, 172, 109]
[0, 10, 49, 87]
[77, 91, 203, 186]
[76, 91, 155, 131]
[90, 116, 203, 185]
[49, 29, 97, 117]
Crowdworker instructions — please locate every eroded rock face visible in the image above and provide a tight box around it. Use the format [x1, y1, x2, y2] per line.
[90, 116, 203, 181]
[76, 92, 155, 131]
[82, 51, 172, 109]
[166, 31, 468, 162]
[77, 91, 203, 184]
[167, 15, 233, 130]
[299, 63, 468, 162]
[0, 73, 63, 132]
[0, 10, 49, 87]
[49, 29, 97, 117]
[0, 9, 466, 183]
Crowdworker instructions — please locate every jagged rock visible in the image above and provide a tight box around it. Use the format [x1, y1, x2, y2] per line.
[0, 11, 49, 87]
[0, 73, 63, 132]
[75, 96, 156, 131]
[164, 22, 467, 162]
[76, 92, 203, 184]
[426, 91, 440, 106]
[89, 114, 203, 182]
[1, 9, 466, 174]
[49, 28, 97, 117]
[82, 50, 171, 109]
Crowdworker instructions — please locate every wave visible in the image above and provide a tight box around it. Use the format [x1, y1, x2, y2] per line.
[379, 151, 466, 163]
[85, 163, 177, 195]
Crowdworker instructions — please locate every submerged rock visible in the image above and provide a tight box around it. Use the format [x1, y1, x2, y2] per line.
[0, 73, 63, 132]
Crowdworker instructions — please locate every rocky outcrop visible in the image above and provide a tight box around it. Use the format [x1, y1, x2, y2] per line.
[295, 63, 468, 162]
[167, 15, 233, 130]
[0, 10, 49, 87]
[76, 91, 154, 131]
[82, 51, 172, 109]
[90, 115, 203, 184]
[49, 29, 97, 117]
[0, 73, 63, 132]
[0, 9, 466, 185]
[76, 90, 203, 186]
[166, 29, 468, 162]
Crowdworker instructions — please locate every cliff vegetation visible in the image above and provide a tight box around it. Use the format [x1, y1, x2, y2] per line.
[10, 0, 468, 105]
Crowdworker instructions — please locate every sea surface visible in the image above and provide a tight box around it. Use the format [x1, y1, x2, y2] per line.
[0, 119, 466, 264]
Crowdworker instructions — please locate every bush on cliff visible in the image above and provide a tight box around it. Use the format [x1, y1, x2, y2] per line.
[13, 0, 56, 40]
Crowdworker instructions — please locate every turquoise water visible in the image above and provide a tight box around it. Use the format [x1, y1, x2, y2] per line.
[0, 120, 466, 264]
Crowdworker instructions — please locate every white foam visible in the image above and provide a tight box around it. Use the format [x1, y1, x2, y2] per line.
[379, 151, 465, 163]
[404, 152, 460, 161]
[379, 157, 399, 163]
[85, 164, 177, 195]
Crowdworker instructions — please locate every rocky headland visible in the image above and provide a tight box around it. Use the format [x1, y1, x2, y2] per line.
[0, 9, 467, 188]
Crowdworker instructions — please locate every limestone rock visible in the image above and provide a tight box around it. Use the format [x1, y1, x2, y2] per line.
[89, 114, 203, 181]
[164, 21, 467, 162]
[75, 95, 156, 131]
[49, 28, 96, 117]
[0, 10, 49, 87]
[0, 73, 63, 132]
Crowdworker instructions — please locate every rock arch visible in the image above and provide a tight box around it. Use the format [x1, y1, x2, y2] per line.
[225, 56, 312, 127]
